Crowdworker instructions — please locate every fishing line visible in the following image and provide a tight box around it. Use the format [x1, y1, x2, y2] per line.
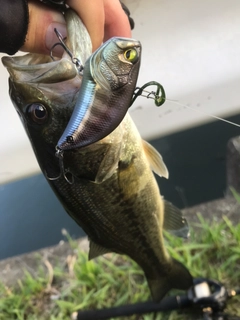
[133, 83, 240, 128]
[166, 99, 240, 128]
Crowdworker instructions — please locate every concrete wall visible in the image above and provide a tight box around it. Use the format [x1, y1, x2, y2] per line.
[1, 0, 240, 184]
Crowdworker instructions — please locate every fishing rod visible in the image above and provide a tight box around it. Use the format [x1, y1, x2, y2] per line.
[74, 278, 240, 320]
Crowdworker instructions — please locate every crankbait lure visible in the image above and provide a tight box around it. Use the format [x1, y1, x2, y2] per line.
[56, 35, 141, 151]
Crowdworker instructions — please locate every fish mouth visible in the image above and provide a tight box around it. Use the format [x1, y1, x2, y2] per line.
[1, 9, 92, 84]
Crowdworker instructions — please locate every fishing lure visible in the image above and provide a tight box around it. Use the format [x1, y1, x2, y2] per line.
[49, 30, 167, 183]
[56, 34, 142, 151]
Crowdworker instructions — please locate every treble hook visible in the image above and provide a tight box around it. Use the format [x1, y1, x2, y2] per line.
[45, 148, 74, 184]
[130, 81, 166, 107]
[50, 28, 84, 73]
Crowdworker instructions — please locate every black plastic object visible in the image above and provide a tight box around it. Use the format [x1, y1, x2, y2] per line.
[188, 278, 228, 312]
[76, 295, 190, 320]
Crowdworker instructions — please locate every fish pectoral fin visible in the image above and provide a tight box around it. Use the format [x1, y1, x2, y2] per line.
[88, 240, 110, 260]
[142, 140, 169, 179]
[163, 200, 190, 239]
[94, 142, 122, 184]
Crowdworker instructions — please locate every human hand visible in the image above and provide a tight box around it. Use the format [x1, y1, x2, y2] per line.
[23, 0, 132, 55]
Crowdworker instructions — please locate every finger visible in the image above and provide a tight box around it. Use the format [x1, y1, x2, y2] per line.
[66, 0, 105, 51]
[22, 1, 66, 55]
[103, 0, 132, 42]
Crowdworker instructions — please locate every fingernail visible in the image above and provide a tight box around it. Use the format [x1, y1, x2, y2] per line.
[46, 22, 67, 56]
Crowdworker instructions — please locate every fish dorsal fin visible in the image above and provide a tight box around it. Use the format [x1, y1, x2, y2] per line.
[142, 140, 169, 179]
[163, 200, 190, 239]
[88, 240, 110, 260]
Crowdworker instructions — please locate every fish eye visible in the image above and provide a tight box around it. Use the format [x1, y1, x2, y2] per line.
[27, 103, 48, 124]
[123, 48, 138, 63]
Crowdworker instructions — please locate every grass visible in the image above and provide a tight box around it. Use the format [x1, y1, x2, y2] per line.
[0, 213, 240, 320]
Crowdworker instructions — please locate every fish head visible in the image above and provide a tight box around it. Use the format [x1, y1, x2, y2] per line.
[91, 37, 141, 91]
[1, 9, 92, 173]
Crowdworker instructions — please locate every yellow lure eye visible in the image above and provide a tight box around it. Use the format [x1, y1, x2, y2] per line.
[124, 48, 138, 63]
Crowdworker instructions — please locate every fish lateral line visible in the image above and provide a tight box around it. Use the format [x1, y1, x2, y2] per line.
[166, 98, 240, 128]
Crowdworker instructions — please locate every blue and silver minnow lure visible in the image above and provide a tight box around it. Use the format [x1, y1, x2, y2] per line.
[56, 37, 141, 151]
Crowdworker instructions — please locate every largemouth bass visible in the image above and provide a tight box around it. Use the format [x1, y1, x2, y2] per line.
[2, 9, 192, 301]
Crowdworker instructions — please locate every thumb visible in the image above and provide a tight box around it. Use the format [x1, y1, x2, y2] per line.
[21, 1, 67, 56]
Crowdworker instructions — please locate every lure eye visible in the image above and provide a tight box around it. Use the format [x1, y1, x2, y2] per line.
[27, 103, 48, 124]
[123, 48, 138, 63]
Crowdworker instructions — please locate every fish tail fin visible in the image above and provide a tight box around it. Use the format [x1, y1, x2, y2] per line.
[146, 258, 193, 301]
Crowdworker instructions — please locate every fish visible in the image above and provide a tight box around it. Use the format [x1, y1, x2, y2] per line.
[2, 9, 192, 301]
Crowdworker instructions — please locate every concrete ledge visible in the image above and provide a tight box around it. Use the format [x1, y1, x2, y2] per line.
[0, 196, 239, 287]
[0, 238, 89, 287]
[183, 196, 240, 224]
